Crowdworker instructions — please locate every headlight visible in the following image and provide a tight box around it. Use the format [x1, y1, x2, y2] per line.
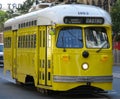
[82, 63, 89, 70]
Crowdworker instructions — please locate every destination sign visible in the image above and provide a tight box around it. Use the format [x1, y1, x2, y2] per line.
[64, 17, 104, 24]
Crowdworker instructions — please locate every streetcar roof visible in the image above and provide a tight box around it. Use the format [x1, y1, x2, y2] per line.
[4, 4, 111, 30]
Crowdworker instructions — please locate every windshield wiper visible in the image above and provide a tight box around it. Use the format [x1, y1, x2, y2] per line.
[62, 36, 66, 52]
[96, 41, 107, 53]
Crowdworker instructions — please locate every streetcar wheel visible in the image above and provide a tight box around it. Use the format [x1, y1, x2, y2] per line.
[37, 88, 53, 95]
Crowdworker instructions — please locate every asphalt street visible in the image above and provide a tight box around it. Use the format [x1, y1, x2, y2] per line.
[0, 66, 120, 99]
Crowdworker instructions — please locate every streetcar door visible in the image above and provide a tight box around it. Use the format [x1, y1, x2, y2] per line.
[38, 26, 47, 85]
[38, 26, 52, 86]
[12, 30, 17, 79]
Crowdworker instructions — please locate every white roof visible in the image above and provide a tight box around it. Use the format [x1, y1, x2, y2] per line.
[4, 4, 111, 30]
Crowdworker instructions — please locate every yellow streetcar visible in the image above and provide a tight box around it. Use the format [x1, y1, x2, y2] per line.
[4, 2, 113, 94]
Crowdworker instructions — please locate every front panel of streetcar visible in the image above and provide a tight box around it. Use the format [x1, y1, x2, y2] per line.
[52, 24, 113, 91]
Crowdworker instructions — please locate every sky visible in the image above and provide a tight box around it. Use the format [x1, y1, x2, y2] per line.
[0, 0, 26, 10]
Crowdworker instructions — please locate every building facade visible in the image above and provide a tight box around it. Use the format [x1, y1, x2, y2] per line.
[38, 0, 117, 12]
[51, 0, 117, 12]
[77, 0, 117, 12]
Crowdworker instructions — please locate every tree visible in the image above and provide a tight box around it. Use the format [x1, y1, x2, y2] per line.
[6, 9, 15, 19]
[5, 0, 36, 19]
[0, 10, 8, 31]
[17, 0, 35, 14]
[111, 0, 120, 34]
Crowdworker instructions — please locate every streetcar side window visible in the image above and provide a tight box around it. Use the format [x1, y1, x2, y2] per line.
[57, 27, 83, 48]
[4, 37, 11, 48]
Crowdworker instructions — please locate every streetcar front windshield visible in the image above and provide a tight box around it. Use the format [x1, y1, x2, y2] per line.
[85, 27, 109, 48]
[57, 27, 83, 48]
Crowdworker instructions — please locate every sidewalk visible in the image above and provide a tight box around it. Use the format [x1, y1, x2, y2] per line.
[0, 67, 15, 83]
[113, 50, 120, 66]
[113, 66, 120, 78]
